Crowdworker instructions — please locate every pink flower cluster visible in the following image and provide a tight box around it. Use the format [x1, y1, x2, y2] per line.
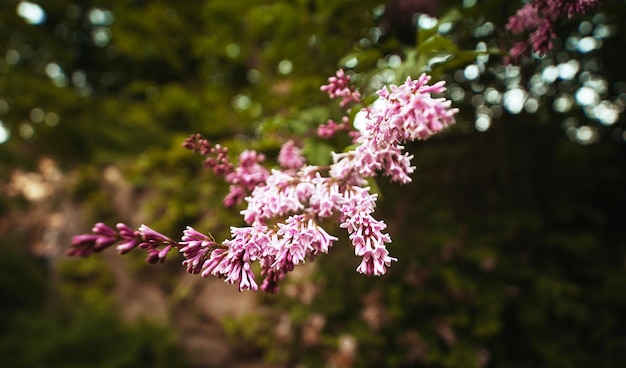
[340, 187, 394, 276]
[332, 74, 458, 184]
[183, 134, 269, 207]
[318, 69, 363, 139]
[237, 163, 392, 290]
[317, 117, 351, 139]
[506, 0, 604, 61]
[69, 70, 457, 293]
[278, 140, 305, 170]
[183, 134, 232, 175]
[320, 69, 362, 107]
[223, 150, 269, 207]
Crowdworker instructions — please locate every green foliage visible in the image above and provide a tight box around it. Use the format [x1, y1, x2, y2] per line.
[0, 249, 47, 329]
[0, 249, 188, 368]
[0, 308, 188, 368]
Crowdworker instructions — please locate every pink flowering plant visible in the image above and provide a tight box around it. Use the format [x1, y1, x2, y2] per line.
[67, 1, 608, 293]
[70, 4, 557, 294]
[506, 0, 606, 62]
[68, 68, 458, 293]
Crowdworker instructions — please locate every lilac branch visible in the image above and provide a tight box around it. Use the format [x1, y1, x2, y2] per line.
[69, 70, 458, 294]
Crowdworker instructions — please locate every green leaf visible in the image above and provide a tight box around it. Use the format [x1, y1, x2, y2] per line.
[439, 7, 464, 25]
[302, 138, 333, 166]
[417, 34, 459, 55]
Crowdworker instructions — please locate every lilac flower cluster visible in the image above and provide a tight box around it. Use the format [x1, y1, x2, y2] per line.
[277, 140, 305, 170]
[317, 116, 351, 139]
[331, 74, 457, 184]
[318, 70, 363, 139]
[223, 150, 269, 207]
[183, 134, 232, 175]
[69, 70, 457, 293]
[179, 227, 217, 274]
[506, 0, 604, 61]
[319, 69, 362, 107]
[183, 134, 269, 207]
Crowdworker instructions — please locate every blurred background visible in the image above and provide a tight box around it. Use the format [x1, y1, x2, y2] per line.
[1, 0, 626, 367]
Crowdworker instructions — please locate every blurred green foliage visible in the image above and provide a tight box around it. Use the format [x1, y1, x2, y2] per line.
[2, 0, 626, 367]
[0, 248, 188, 368]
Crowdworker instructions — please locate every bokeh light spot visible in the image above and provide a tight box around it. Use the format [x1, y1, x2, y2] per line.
[6, 50, 20, 65]
[417, 14, 438, 30]
[0, 99, 9, 115]
[577, 37, 598, 53]
[0, 120, 9, 144]
[575, 125, 596, 144]
[44, 112, 59, 127]
[226, 43, 240, 58]
[475, 115, 491, 132]
[575, 86, 599, 106]
[554, 94, 574, 112]
[17, 1, 46, 25]
[19, 123, 34, 139]
[88, 8, 114, 26]
[233, 94, 251, 111]
[541, 65, 559, 84]
[464, 64, 480, 81]
[30, 108, 44, 123]
[278, 60, 293, 75]
[558, 60, 579, 80]
[92, 27, 111, 47]
[503, 88, 526, 114]
[593, 101, 619, 125]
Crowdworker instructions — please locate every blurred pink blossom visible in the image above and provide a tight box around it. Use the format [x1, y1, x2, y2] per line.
[278, 140, 305, 170]
[506, 0, 603, 61]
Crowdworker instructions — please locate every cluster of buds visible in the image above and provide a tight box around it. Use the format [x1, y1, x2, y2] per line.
[183, 134, 269, 207]
[68, 222, 177, 264]
[319, 69, 362, 107]
[69, 70, 458, 293]
[318, 69, 363, 140]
